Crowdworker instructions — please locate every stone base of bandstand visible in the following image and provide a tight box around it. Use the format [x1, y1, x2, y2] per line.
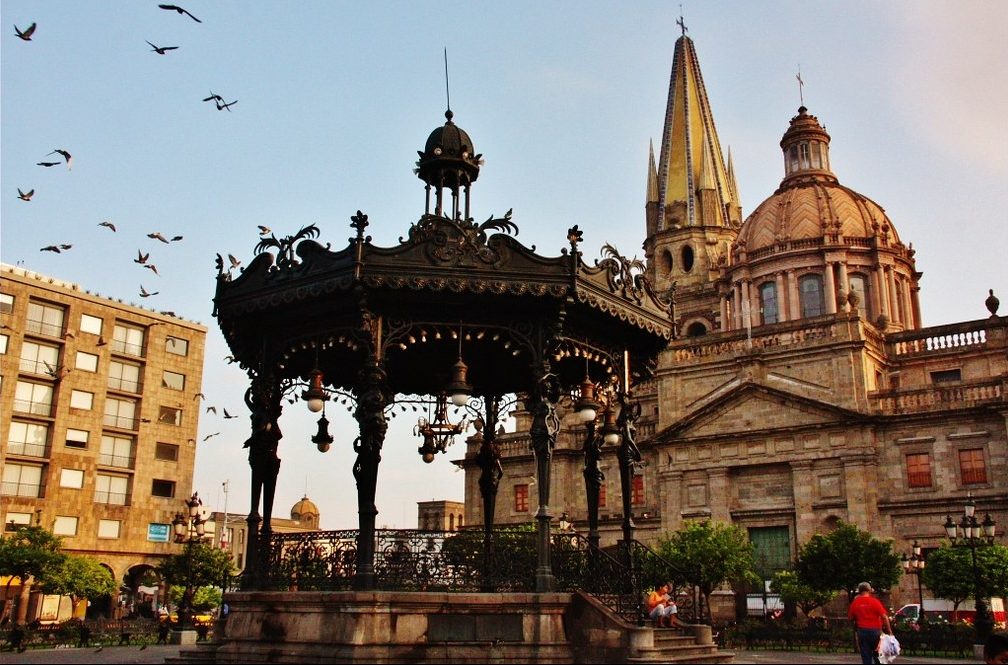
[196, 591, 575, 664]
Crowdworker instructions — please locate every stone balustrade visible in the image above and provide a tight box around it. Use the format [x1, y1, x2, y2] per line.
[869, 378, 1005, 414]
[888, 318, 994, 357]
[670, 316, 839, 362]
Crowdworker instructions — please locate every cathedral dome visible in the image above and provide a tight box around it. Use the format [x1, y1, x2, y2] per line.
[290, 495, 319, 521]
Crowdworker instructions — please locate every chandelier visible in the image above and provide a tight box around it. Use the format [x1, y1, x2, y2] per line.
[416, 393, 468, 463]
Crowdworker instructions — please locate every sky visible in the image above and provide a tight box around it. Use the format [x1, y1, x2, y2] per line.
[2, 1, 1006, 530]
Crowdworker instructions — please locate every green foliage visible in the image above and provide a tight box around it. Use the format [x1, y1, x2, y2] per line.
[169, 584, 222, 611]
[0, 525, 66, 583]
[654, 520, 759, 621]
[158, 543, 237, 594]
[39, 554, 117, 601]
[770, 569, 837, 616]
[977, 544, 1008, 599]
[794, 521, 901, 600]
[923, 543, 1008, 611]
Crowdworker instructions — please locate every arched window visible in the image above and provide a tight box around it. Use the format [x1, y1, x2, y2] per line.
[759, 282, 778, 324]
[848, 274, 869, 318]
[448, 514, 455, 531]
[659, 249, 673, 275]
[799, 274, 824, 318]
[686, 321, 707, 337]
[681, 245, 695, 272]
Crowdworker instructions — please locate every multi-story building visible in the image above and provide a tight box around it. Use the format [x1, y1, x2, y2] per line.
[206, 495, 322, 575]
[461, 30, 1007, 618]
[0, 263, 207, 622]
[417, 500, 465, 532]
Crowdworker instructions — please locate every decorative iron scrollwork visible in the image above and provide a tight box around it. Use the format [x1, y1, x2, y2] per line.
[595, 244, 649, 304]
[402, 212, 518, 268]
[254, 223, 321, 273]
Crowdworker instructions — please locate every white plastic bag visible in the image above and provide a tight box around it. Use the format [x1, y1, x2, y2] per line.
[878, 633, 901, 664]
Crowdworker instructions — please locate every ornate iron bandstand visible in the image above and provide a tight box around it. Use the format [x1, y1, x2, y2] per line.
[213, 110, 672, 596]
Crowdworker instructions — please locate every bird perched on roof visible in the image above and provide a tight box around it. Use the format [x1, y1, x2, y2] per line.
[158, 4, 201, 22]
[98, 220, 116, 232]
[139, 285, 159, 297]
[146, 40, 178, 55]
[134, 250, 149, 264]
[14, 22, 36, 41]
[17, 188, 34, 201]
[47, 149, 72, 170]
[148, 232, 169, 243]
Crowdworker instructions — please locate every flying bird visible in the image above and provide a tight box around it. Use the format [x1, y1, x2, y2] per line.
[97, 336, 107, 346]
[203, 91, 224, 104]
[40, 245, 61, 253]
[134, 250, 149, 264]
[147, 232, 169, 243]
[158, 4, 201, 22]
[139, 285, 159, 297]
[37, 161, 60, 167]
[14, 22, 36, 41]
[257, 225, 271, 236]
[228, 254, 241, 269]
[47, 149, 72, 170]
[206, 405, 217, 414]
[203, 432, 220, 442]
[144, 264, 159, 275]
[216, 98, 238, 112]
[194, 392, 205, 401]
[59, 244, 72, 250]
[170, 235, 183, 242]
[224, 355, 236, 364]
[146, 40, 178, 54]
[17, 188, 34, 201]
[223, 408, 237, 419]
[98, 220, 116, 232]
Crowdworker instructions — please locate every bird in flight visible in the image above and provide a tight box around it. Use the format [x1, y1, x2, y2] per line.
[228, 254, 241, 269]
[170, 235, 183, 242]
[158, 4, 201, 22]
[224, 354, 236, 364]
[59, 244, 72, 250]
[18, 188, 34, 201]
[98, 220, 116, 232]
[206, 405, 217, 414]
[144, 264, 159, 276]
[139, 285, 159, 297]
[216, 98, 238, 112]
[146, 40, 178, 55]
[194, 392, 205, 401]
[203, 91, 224, 104]
[223, 408, 237, 419]
[147, 232, 169, 243]
[47, 149, 72, 170]
[37, 161, 60, 168]
[257, 225, 271, 236]
[203, 432, 221, 442]
[134, 250, 149, 264]
[14, 23, 36, 41]
[41, 245, 62, 253]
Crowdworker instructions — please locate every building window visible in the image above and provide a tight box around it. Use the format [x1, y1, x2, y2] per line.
[75, 351, 99, 372]
[749, 526, 792, 580]
[104, 397, 137, 430]
[4, 513, 32, 530]
[848, 274, 869, 317]
[66, 428, 89, 449]
[69, 389, 94, 410]
[53, 516, 79, 536]
[598, 483, 606, 508]
[0, 334, 7, 354]
[80, 314, 103, 335]
[98, 519, 121, 539]
[26, 301, 66, 337]
[759, 282, 778, 324]
[514, 483, 529, 512]
[0, 292, 13, 314]
[799, 274, 824, 318]
[959, 448, 987, 485]
[112, 323, 145, 357]
[1, 463, 44, 497]
[18, 340, 59, 375]
[95, 474, 129, 505]
[14, 380, 54, 416]
[631, 474, 645, 506]
[930, 369, 962, 384]
[681, 245, 695, 272]
[906, 453, 932, 488]
[166, 336, 189, 356]
[60, 468, 85, 489]
[152, 479, 176, 498]
[155, 442, 179, 461]
[158, 406, 182, 426]
[108, 360, 142, 393]
[162, 370, 185, 391]
[7, 421, 49, 457]
[100, 434, 134, 468]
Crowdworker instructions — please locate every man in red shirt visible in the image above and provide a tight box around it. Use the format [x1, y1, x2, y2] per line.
[848, 582, 893, 665]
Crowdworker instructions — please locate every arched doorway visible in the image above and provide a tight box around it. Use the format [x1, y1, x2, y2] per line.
[122, 564, 161, 619]
[85, 563, 117, 620]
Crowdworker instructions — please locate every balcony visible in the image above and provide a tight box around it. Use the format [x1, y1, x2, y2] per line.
[869, 377, 1004, 415]
[12, 398, 53, 417]
[887, 317, 1004, 358]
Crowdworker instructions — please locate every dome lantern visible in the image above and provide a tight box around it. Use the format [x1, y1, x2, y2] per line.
[415, 109, 482, 220]
[779, 106, 836, 184]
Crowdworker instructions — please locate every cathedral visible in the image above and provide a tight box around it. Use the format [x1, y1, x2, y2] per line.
[460, 29, 1007, 615]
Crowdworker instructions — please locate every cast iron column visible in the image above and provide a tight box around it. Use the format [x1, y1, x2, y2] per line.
[582, 419, 603, 552]
[616, 394, 643, 623]
[352, 359, 389, 590]
[530, 372, 560, 592]
[476, 396, 504, 591]
[242, 371, 283, 590]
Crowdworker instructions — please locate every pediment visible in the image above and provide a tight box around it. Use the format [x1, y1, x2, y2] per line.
[658, 381, 866, 441]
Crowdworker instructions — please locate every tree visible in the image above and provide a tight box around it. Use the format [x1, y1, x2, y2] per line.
[0, 525, 66, 623]
[38, 555, 118, 611]
[157, 543, 237, 611]
[794, 521, 901, 602]
[654, 520, 759, 623]
[168, 585, 222, 612]
[770, 569, 837, 618]
[922, 543, 1008, 621]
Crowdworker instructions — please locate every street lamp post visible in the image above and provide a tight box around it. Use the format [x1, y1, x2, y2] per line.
[901, 540, 926, 624]
[171, 492, 207, 632]
[943, 495, 998, 645]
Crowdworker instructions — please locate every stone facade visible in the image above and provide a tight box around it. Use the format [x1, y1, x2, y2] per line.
[0, 263, 207, 621]
[417, 499, 465, 531]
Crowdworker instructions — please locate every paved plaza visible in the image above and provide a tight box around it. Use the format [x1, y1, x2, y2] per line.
[0, 645, 984, 664]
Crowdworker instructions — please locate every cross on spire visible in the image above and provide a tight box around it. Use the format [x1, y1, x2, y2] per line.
[796, 66, 805, 107]
[676, 9, 687, 36]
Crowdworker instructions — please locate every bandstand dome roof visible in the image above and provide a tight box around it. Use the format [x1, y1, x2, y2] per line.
[735, 106, 902, 254]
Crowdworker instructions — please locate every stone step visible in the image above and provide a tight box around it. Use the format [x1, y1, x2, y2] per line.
[628, 647, 735, 664]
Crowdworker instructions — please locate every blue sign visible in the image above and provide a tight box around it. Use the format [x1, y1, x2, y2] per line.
[148, 523, 170, 543]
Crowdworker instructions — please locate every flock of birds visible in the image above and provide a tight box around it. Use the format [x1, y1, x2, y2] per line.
[13, 5, 237, 300]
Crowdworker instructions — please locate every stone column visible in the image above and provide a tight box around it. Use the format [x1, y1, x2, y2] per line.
[887, 267, 900, 325]
[720, 294, 730, 332]
[733, 284, 742, 329]
[838, 263, 850, 312]
[707, 468, 731, 523]
[790, 461, 816, 545]
[874, 267, 890, 319]
[660, 470, 684, 532]
[774, 272, 787, 322]
[902, 277, 915, 329]
[910, 284, 922, 330]
[824, 262, 837, 314]
[843, 456, 877, 532]
[787, 270, 800, 320]
[352, 360, 390, 591]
